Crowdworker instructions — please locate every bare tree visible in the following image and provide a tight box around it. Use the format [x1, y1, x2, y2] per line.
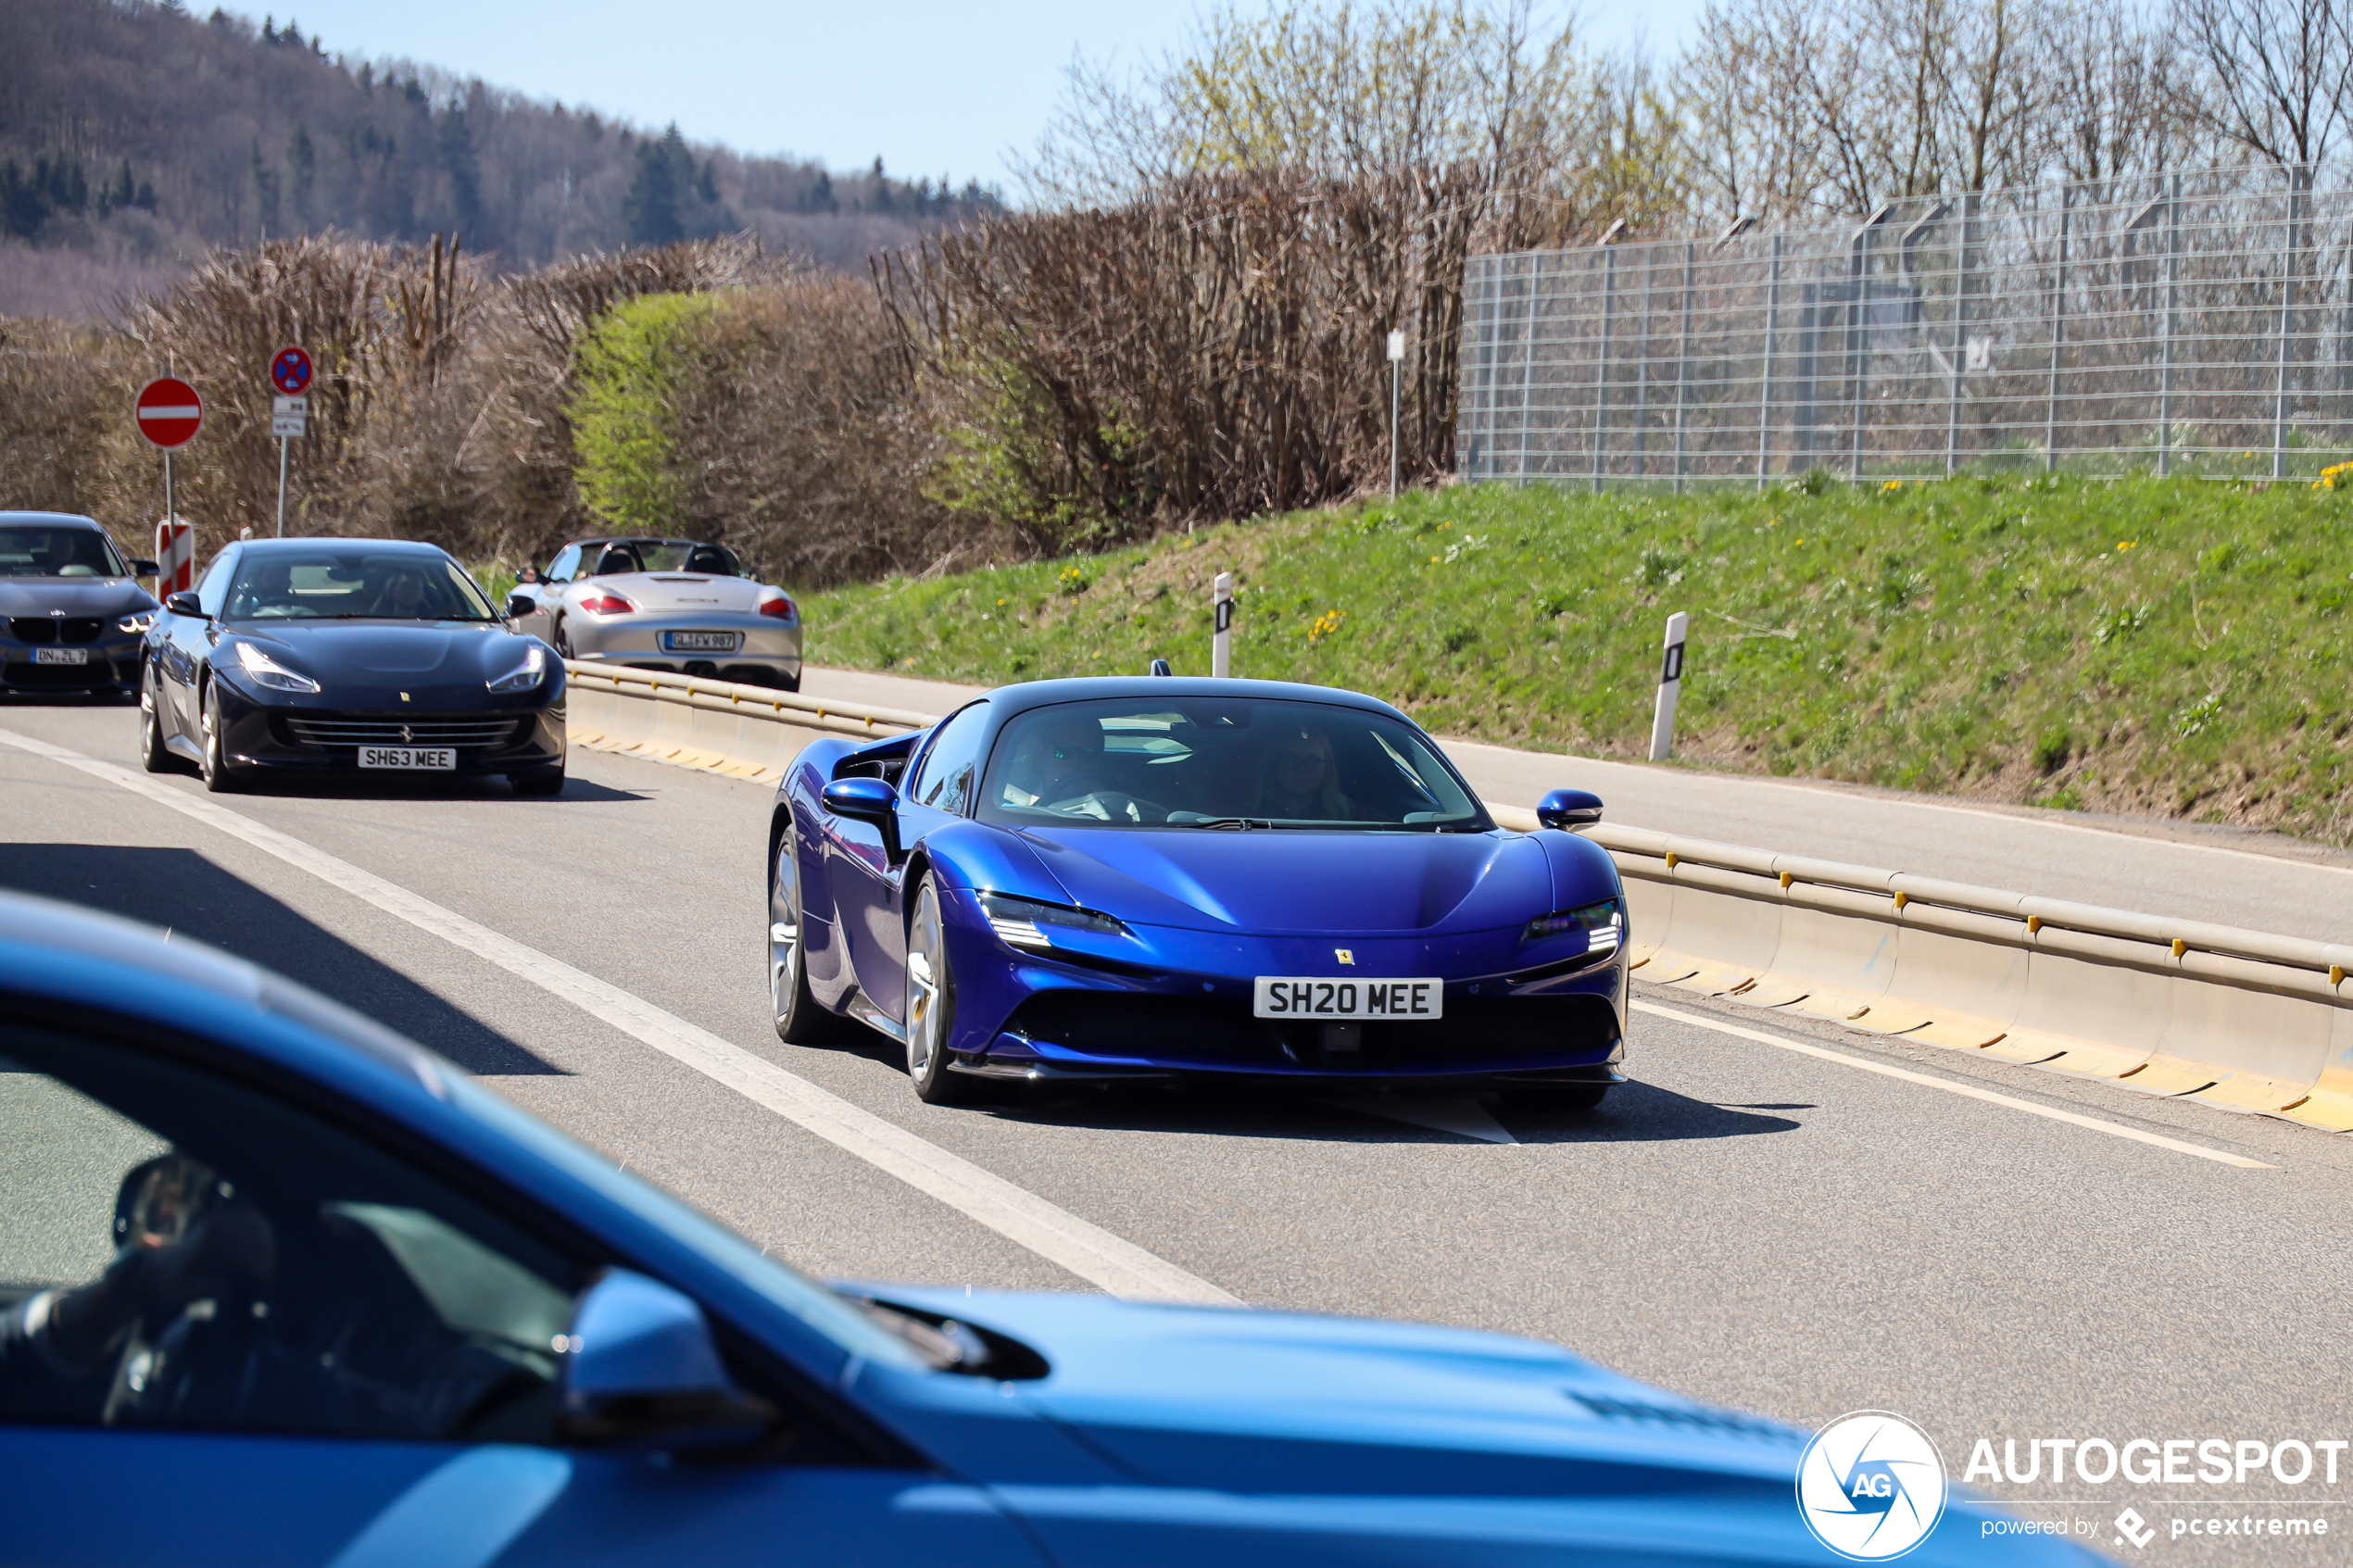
[2170, 0, 2353, 168]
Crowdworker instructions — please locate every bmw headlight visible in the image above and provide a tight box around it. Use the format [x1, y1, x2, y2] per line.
[117, 610, 157, 634]
[975, 890, 1130, 951]
[1525, 898, 1621, 951]
[233, 641, 320, 694]
[487, 643, 547, 694]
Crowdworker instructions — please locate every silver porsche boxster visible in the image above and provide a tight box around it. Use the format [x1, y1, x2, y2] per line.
[506, 536, 802, 690]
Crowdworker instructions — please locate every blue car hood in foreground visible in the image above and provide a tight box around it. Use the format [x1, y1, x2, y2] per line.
[1013, 826, 1555, 935]
[862, 1287, 2091, 1566]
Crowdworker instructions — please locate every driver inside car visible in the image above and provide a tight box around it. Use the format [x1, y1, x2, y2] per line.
[0, 1154, 276, 1406]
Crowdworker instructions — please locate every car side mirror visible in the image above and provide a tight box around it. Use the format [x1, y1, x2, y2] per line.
[505, 591, 536, 617]
[1537, 788, 1604, 832]
[129, 558, 161, 576]
[555, 1270, 773, 1450]
[822, 777, 903, 860]
[164, 592, 206, 619]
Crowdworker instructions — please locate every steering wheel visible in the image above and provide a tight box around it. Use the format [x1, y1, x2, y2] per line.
[1043, 789, 1166, 823]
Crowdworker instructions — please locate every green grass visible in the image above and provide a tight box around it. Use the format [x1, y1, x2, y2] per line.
[803, 474, 2353, 846]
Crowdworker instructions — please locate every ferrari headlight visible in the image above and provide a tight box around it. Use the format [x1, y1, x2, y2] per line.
[233, 641, 320, 694]
[975, 890, 1129, 951]
[1525, 898, 1621, 950]
[487, 644, 547, 694]
[118, 610, 157, 634]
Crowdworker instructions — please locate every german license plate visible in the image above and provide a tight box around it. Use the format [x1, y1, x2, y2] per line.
[359, 746, 455, 770]
[32, 647, 86, 665]
[661, 631, 736, 652]
[1252, 976, 1443, 1020]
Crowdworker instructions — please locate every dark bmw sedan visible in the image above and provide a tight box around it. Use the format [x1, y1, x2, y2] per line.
[0, 511, 160, 701]
[142, 538, 567, 795]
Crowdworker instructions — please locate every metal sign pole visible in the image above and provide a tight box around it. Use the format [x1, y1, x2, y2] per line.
[1386, 330, 1404, 499]
[277, 434, 289, 536]
[163, 451, 173, 530]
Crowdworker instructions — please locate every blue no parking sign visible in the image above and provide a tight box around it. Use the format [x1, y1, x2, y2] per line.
[271, 345, 312, 396]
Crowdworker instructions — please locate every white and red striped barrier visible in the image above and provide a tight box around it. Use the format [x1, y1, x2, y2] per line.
[154, 520, 195, 596]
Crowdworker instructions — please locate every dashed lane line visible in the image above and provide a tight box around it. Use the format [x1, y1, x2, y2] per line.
[0, 726, 1239, 1305]
[1631, 999, 2274, 1169]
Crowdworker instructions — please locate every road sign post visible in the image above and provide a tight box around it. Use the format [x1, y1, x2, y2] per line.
[1648, 610, 1690, 762]
[135, 377, 203, 533]
[270, 347, 313, 537]
[1213, 572, 1234, 679]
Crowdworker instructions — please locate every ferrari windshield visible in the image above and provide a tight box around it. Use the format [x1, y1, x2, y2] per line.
[976, 697, 1489, 831]
[224, 551, 497, 621]
[0, 525, 127, 579]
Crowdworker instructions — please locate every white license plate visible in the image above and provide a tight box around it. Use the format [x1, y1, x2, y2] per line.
[1252, 976, 1444, 1020]
[662, 632, 736, 652]
[359, 746, 455, 770]
[33, 647, 87, 665]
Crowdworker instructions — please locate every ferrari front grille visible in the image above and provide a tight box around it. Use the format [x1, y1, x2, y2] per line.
[281, 715, 530, 749]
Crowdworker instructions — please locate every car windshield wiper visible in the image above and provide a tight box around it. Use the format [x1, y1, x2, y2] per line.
[1170, 815, 1273, 830]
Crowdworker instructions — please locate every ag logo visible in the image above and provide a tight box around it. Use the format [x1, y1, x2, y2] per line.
[1795, 1411, 1948, 1561]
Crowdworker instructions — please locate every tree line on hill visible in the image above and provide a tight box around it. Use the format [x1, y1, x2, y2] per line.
[0, 0, 999, 313]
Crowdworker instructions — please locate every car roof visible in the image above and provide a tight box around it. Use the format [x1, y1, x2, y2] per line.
[231, 537, 455, 557]
[975, 676, 1415, 726]
[0, 510, 107, 530]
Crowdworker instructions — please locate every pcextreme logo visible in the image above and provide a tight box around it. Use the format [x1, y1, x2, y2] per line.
[1797, 1411, 1951, 1561]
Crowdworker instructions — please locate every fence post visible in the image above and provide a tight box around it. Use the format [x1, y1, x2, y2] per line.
[1758, 233, 1781, 489]
[1515, 256, 1539, 485]
[2274, 165, 2309, 480]
[2046, 187, 2070, 472]
[1648, 611, 1690, 763]
[1675, 240, 1696, 494]
[1592, 247, 1618, 493]
[2160, 173, 2182, 477]
[1633, 250, 1656, 478]
[1946, 192, 1978, 476]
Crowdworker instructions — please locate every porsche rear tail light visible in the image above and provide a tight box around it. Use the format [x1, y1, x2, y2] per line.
[759, 595, 797, 620]
[579, 593, 635, 615]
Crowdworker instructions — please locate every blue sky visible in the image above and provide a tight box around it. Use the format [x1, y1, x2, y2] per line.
[259, 1, 1698, 194]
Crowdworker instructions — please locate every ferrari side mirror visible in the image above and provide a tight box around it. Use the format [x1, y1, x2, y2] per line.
[1536, 788, 1604, 832]
[555, 1270, 772, 1451]
[822, 777, 904, 860]
[164, 592, 206, 619]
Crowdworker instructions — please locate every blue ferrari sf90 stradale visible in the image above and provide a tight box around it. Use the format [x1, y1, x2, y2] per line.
[770, 678, 1629, 1106]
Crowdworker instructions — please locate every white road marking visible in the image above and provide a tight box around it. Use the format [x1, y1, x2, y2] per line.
[1631, 999, 2274, 1169]
[0, 727, 1238, 1306]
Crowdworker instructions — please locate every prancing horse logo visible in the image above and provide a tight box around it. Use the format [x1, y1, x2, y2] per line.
[1335, 949, 1354, 964]
[399, 724, 413, 744]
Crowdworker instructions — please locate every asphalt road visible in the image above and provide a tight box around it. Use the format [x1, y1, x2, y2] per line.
[5, 692, 2350, 1566]
[804, 665, 2353, 946]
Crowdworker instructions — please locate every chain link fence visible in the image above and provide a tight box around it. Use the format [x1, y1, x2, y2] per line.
[1456, 163, 2353, 488]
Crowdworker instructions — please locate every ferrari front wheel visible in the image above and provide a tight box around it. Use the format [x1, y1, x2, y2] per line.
[772, 841, 848, 1045]
[198, 682, 244, 794]
[139, 665, 180, 774]
[904, 875, 976, 1105]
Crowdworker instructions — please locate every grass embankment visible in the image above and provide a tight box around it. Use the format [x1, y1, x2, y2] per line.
[803, 476, 2353, 845]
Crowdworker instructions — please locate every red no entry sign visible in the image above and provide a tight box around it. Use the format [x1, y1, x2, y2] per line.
[271, 345, 312, 395]
[135, 377, 203, 449]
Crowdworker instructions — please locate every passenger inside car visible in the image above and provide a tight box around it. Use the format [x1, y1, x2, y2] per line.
[1252, 726, 1355, 821]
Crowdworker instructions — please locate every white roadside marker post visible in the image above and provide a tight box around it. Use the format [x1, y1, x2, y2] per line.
[1213, 571, 1233, 679]
[1387, 329, 1405, 500]
[1648, 610, 1689, 762]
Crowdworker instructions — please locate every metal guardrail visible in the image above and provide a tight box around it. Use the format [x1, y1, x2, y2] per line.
[1459, 160, 2353, 486]
[575, 665, 2353, 1128]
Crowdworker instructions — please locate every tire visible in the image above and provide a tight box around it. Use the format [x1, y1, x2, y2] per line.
[509, 761, 565, 797]
[771, 837, 849, 1044]
[1501, 1082, 1611, 1113]
[198, 681, 244, 794]
[904, 874, 976, 1105]
[139, 665, 180, 774]
[552, 619, 574, 660]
